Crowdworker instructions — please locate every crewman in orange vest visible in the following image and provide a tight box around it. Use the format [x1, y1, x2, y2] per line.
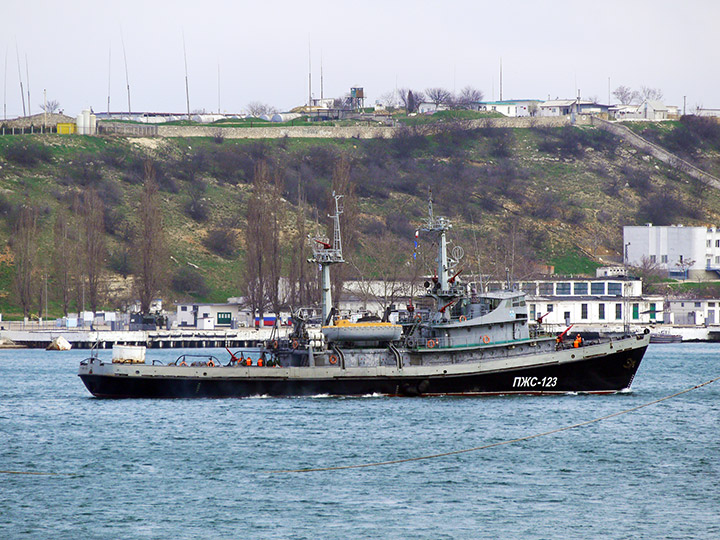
[573, 334, 582, 348]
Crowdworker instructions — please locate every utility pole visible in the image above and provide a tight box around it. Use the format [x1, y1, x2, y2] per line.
[182, 32, 191, 122]
[499, 57, 503, 101]
[308, 38, 312, 107]
[25, 53, 30, 116]
[3, 46, 7, 121]
[683, 95, 686, 116]
[15, 42, 25, 116]
[107, 46, 111, 117]
[608, 76, 610, 105]
[121, 31, 131, 116]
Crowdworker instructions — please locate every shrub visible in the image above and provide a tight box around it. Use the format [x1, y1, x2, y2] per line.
[171, 266, 210, 297]
[185, 197, 210, 222]
[203, 228, 237, 258]
[108, 249, 132, 278]
[3, 139, 52, 166]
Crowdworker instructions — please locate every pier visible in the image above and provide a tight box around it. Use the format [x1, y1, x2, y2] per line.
[0, 328, 289, 349]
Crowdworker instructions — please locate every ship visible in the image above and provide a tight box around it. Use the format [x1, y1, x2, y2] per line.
[79, 193, 649, 398]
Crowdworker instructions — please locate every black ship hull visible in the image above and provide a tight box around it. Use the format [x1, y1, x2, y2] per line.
[79, 344, 647, 398]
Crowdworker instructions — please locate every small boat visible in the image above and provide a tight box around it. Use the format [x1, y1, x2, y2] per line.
[649, 332, 682, 344]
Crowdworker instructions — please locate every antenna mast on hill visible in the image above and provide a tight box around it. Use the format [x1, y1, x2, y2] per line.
[107, 45, 111, 117]
[121, 29, 131, 116]
[3, 46, 7, 121]
[25, 53, 32, 116]
[307, 37, 312, 106]
[499, 57, 503, 101]
[182, 31, 191, 121]
[15, 42, 25, 116]
[320, 50, 324, 100]
[25, 54, 30, 116]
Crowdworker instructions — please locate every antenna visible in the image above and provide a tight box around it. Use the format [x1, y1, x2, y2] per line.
[3, 46, 7, 121]
[107, 45, 111, 117]
[217, 62, 220, 114]
[182, 31, 190, 121]
[499, 57, 503, 101]
[307, 37, 312, 106]
[15, 41, 25, 116]
[320, 50, 324, 101]
[25, 53, 30, 116]
[120, 28, 131, 116]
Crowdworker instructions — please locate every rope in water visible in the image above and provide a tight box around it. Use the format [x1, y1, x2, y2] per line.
[2, 376, 717, 477]
[267, 375, 720, 474]
[0, 470, 73, 476]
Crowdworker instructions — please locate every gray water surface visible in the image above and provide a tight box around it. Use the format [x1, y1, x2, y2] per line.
[1, 344, 719, 539]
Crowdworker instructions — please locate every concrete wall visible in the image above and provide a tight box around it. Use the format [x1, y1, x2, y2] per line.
[96, 115, 590, 139]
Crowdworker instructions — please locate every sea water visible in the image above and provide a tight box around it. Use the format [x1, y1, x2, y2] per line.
[1, 344, 718, 539]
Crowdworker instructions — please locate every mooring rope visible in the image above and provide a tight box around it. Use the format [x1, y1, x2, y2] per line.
[0, 470, 73, 476]
[2, 376, 718, 477]
[268, 375, 720, 474]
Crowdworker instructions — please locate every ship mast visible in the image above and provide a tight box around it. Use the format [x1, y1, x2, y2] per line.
[423, 190, 452, 292]
[422, 191, 463, 315]
[310, 192, 344, 325]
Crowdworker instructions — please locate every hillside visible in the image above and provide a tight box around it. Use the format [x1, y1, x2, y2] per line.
[1, 117, 719, 319]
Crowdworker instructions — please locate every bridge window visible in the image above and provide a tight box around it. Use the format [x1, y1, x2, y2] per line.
[591, 282, 605, 295]
[573, 282, 588, 295]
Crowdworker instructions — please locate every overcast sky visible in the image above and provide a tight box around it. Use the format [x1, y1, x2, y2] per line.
[3, 0, 718, 118]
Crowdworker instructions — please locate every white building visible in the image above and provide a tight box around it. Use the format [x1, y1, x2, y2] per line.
[176, 302, 246, 328]
[624, 224, 720, 280]
[479, 278, 664, 330]
[667, 298, 720, 326]
[476, 100, 540, 117]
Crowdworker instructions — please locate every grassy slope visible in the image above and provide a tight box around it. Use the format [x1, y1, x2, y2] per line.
[0, 121, 718, 318]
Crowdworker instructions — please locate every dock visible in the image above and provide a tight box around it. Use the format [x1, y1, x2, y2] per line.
[0, 328, 289, 349]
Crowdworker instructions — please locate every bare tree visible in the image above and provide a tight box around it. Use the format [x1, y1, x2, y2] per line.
[455, 86, 484, 109]
[246, 102, 277, 117]
[243, 161, 273, 325]
[640, 86, 664, 101]
[377, 91, 398, 110]
[288, 193, 318, 309]
[81, 188, 106, 314]
[51, 209, 74, 316]
[12, 205, 37, 318]
[265, 164, 288, 318]
[612, 85, 640, 105]
[39, 100, 60, 114]
[329, 153, 358, 308]
[134, 161, 167, 314]
[397, 88, 425, 113]
[425, 87, 452, 107]
[348, 232, 413, 314]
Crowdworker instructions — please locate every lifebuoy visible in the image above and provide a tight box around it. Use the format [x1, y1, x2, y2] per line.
[427, 339, 436, 348]
[414, 314, 422, 321]
[179, 361, 187, 367]
[329, 355, 338, 365]
[272, 340, 278, 349]
[292, 339, 299, 349]
[207, 360, 216, 367]
[482, 335, 490, 344]
[459, 315, 467, 322]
